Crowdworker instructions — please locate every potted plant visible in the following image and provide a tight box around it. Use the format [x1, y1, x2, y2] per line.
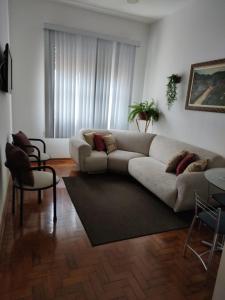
[166, 74, 181, 109]
[128, 100, 160, 133]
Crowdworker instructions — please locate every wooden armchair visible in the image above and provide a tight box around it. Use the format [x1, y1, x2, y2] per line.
[5, 143, 59, 226]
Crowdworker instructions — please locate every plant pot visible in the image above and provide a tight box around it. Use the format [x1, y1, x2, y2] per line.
[138, 112, 148, 120]
[174, 75, 181, 84]
[170, 74, 181, 84]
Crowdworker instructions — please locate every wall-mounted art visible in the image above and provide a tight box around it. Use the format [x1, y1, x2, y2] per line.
[185, 58, 225, 113]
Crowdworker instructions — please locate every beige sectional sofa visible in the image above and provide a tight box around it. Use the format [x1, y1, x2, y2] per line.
[70, 129, 155, 173]
[69, 129, 225, 212]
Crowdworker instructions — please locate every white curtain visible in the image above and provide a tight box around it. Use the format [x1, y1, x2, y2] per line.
[110, 43, 136, 129]
[45, 29, 136, 138]
[93, 39, 114, 128]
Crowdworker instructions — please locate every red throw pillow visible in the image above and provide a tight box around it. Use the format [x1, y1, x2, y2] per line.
[94, 134, 106, 151]
[176, 153, 197, 176]
[12, 131, 34, 154]
[5, 143, 34, 186]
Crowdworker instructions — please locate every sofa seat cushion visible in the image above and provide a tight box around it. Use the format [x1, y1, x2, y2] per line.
[85, 150, 107, 172]
[108, 150, 145, 173]
[128, 157, 177, 208]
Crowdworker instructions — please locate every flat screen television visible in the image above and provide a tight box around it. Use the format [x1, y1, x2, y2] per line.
[0, 43, 12, 93]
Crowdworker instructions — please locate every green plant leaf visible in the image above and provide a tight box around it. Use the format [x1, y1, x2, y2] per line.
[128, 100, 160, 122]
[167, 76, 178, 109]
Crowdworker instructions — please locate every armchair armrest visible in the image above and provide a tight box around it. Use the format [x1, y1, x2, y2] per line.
[28, 138, 46, 153]
[30, 165, 57, 185]
[23, 145, 41, 159]
[69, 137, 92, 171]
[29, 154, 40, 163]
[175, 172, 209, 212]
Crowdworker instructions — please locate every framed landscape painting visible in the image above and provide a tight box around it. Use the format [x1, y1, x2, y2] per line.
[185, 58, 225, 113]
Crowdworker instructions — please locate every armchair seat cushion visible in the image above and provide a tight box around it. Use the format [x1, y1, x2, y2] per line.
[15, 171, 60, 190]
[108, 150, 145, 173]
[29, 152, 50, 162]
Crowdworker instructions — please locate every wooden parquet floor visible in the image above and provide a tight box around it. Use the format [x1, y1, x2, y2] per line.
[0, 159, 221, 300]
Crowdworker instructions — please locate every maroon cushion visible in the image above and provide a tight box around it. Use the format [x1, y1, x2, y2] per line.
[12, 131, 34, 154]
[5, 143, 34, 186]
[94, 134, 106, 151]
[176, 153, 197, 176]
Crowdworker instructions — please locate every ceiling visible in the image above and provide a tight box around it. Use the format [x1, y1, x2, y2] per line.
[50, 0, 194, 23]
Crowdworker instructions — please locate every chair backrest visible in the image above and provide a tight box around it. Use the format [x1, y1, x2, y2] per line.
[5, 143, 34, 186]
[195, 192, 221, 232]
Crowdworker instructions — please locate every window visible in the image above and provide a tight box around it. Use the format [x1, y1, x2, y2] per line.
[45, 29, 136, 138]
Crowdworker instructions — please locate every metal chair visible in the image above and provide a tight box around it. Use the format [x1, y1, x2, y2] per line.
[5, 163, 60, 226]
[183, 192, 225, 271]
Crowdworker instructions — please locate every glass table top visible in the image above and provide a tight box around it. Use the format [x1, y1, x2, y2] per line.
[204, 168, 225, 191]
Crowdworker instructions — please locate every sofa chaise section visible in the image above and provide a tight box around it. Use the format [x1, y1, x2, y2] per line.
[128, 157, 177, 209]
[129, 135, 225, 212]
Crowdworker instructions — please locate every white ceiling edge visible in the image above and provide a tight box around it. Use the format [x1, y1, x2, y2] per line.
[48, 0, 155, 23]
[45, 23, 142, 46]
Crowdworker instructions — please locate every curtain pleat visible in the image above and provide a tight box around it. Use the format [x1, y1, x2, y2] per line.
[45, 30, 136, 138]
[110, 43, 136, 129]
[52, 31, 97, 138]
[44, 30, 55, 138]
[94, 39, 113, 128]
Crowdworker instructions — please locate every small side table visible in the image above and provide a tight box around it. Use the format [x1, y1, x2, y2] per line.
[204, 168, 225, 250]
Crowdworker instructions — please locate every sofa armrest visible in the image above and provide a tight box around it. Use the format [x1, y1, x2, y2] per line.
[175, 172, 209, 212]
[69, 137, 92, 171]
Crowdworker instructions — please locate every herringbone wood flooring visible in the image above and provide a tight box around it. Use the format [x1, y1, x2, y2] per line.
[0, 159, 220, 300]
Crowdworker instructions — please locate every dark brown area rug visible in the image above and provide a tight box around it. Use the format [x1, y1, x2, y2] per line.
[63, 173, 193, 246]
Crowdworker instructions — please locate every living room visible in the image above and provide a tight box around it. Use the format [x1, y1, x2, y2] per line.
[0, 0, 225, 299]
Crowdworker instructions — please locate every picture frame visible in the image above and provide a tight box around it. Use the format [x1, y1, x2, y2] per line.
[185, 58, 225, 113]
[0, 43, 12, 93]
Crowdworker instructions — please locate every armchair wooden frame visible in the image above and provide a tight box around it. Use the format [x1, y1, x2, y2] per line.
[10, 165, 57, 226]
[28, 138, 46, 153]
[12, 136, 49, 166]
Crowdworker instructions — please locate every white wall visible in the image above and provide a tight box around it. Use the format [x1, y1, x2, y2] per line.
[143, 0, 225, 156]
[0, 0, 12, 222]
[9, 0, 150, 157]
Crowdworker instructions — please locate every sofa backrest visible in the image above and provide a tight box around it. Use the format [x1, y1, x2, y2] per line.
[79, 129, 111, 139]
[111, 130, 155, 156]
[79, 129, 155, 156]
[149, 135, 225, 169]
